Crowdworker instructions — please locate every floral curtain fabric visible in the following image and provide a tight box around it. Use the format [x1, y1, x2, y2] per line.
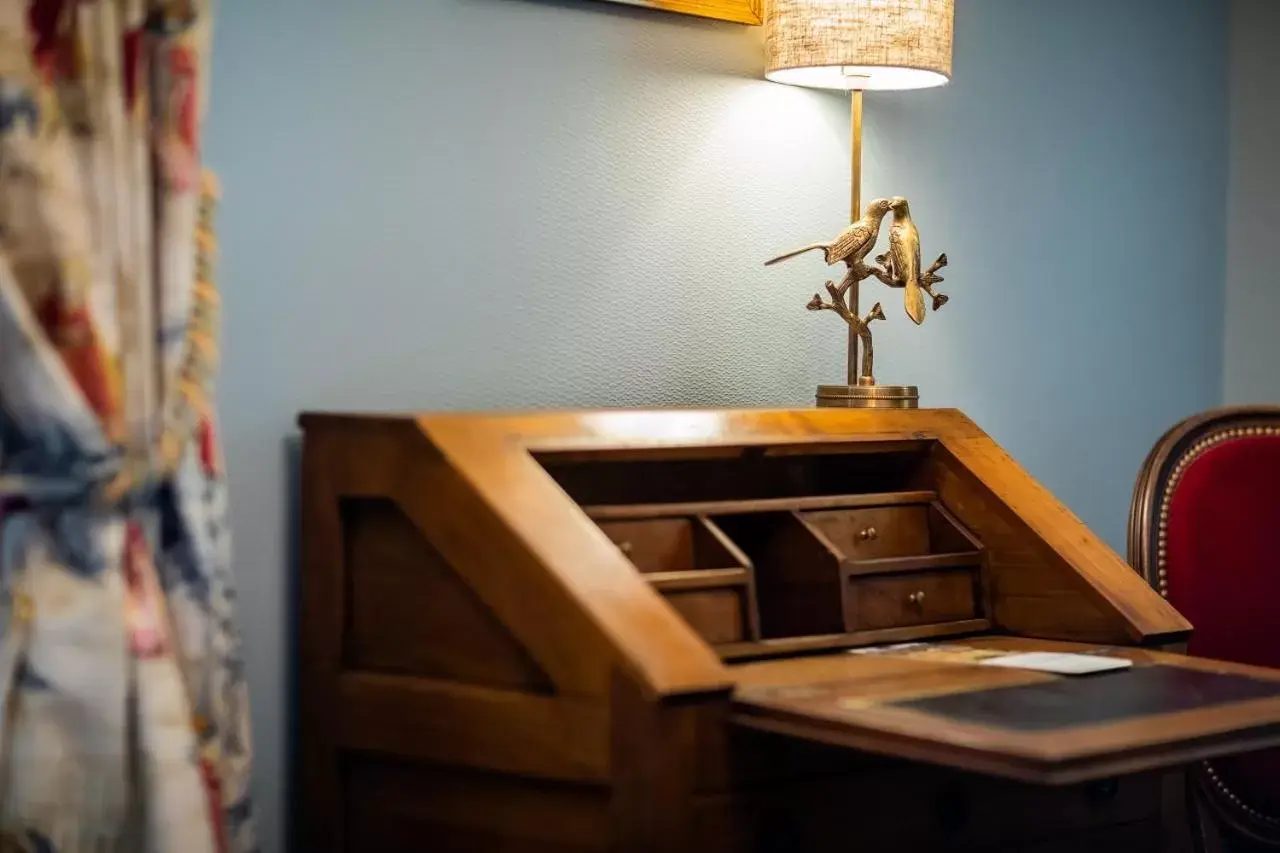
[0, 1, 254, 851]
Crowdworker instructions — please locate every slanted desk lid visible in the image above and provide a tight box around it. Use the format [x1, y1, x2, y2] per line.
[731, 638, 1280, 784]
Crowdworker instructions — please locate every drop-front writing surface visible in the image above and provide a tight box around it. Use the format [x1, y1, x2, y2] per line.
[296, 408, 1280, 852]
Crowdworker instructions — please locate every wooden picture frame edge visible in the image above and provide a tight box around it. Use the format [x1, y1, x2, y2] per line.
[604, 0, 763, 26]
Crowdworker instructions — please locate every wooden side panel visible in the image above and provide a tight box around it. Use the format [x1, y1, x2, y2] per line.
[296, 416, 729, 699]
[404, 419, 733, 699]
[345, 758, 610, 853]
[297, 418, 623, 853]
[936, 431, 1190, 643]
[336, 673, 609, 783]
[342, 497, 552, 691]
[932, 444, 1149, 643]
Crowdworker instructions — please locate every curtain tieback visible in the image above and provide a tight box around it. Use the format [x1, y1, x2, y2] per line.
[0, 452, 163, 511]
[0, 174, 222, 515]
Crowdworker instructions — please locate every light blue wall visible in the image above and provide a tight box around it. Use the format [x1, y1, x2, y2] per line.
[205, 1, 1226, 850]
[859, 0, 1226, 555]
[1224, 0, 1280, 404]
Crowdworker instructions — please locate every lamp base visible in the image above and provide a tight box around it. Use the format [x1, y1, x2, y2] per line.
[816, 383, 919, 409]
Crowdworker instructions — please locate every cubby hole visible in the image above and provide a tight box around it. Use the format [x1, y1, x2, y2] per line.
[597, 515, 760, 645]
[539, 443, 932, 507]
[712, 512, 843, 639]
[596, 516, 740, 574]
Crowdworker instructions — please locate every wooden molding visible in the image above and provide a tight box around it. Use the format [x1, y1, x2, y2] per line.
[337, 673, 610, 783]
[603, 0, 763, 25]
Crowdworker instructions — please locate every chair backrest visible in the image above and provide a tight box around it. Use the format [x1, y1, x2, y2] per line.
[1130, 406, 1280, 845]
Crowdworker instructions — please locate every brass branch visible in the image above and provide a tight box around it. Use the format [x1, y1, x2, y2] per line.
[808, 283, 886, 382]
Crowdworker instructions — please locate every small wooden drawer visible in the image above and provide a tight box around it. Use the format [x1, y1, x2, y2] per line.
[664, 587, 748, 645]
[842, 569, 977, 632]
[597, 515, 740, 574]
[804, 505, 930, 560]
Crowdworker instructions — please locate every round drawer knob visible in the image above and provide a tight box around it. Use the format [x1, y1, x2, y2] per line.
[908, 590, 926, 605]
[618, 541, 633, 555]
[858, 527, 878, 541]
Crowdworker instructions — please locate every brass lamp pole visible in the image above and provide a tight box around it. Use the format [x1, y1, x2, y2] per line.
[847, 88, 862, 386]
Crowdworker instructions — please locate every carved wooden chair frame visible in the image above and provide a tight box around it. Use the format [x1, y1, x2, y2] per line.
[1130, 404, 1280, 849]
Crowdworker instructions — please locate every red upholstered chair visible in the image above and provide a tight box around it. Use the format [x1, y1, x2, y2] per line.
[1130, 406, 1280, 851]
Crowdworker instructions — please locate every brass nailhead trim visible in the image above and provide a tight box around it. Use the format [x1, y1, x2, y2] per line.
[1157, 424, 1280, 827]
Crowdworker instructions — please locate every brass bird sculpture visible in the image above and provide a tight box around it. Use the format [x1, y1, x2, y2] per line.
[875, 197, 949, 321]
[765, 198, 894, 274]
[883, 196, 927, 325]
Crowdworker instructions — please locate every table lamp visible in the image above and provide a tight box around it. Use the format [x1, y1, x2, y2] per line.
[765, 0, 954, 408]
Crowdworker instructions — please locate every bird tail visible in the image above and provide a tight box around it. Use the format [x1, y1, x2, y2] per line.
[905, 281, 926, 325]
[765, 244, 826, 266]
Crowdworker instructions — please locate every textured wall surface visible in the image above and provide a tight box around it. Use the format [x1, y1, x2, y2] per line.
[857, 0, 1226, 552]
[204, 1, 1227, 849]
[1224, 0, 1280, 404]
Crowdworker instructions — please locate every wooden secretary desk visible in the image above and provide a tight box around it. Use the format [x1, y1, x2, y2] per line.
[296, 409, 1280, 852]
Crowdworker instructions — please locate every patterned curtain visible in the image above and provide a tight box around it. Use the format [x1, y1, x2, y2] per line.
[0, 1, 254, 851]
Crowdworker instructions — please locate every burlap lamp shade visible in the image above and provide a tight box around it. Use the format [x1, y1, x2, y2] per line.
[766, 0, 954, 91]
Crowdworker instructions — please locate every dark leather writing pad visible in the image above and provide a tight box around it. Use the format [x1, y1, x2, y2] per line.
[896, 665, 1280, 731]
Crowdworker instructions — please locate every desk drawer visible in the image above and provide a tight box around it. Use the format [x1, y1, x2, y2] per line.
[843, 569, 977, 632]
[803, 505, 929, 560]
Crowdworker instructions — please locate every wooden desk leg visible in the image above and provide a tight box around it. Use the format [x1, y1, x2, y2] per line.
[610, 671, 705, 853]
[1163, 771, 1232, 853]
[1161, 770, 1195, 853]
[1189, 784, 1228, 853]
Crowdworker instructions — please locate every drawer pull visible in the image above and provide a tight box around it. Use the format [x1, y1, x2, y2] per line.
[858, 527, 878, 541]
[844, 570, 976, 632]
[618, 541, 633, 555]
